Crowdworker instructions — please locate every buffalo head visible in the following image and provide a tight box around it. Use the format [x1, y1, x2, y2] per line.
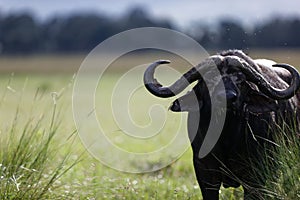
[144, 54, 300, 115]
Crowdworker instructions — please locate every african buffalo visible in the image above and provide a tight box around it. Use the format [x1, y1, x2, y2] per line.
[143, 50, 300, 199]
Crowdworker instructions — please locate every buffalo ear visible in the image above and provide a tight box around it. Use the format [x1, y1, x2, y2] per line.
[246, 90, 279, 114]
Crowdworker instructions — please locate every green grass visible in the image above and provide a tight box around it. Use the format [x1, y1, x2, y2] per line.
[0, 75, 79, 199]
[253, 123, 300, 200]
[0, 50, 299, 199]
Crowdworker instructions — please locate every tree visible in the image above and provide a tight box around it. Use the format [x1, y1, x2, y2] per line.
[1, 13, 41, 54]
[52, 14, 114, 52]
[218, 20, 248, 49]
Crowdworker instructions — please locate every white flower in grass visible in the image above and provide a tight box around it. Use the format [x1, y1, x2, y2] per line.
[132, 180, 138, 185]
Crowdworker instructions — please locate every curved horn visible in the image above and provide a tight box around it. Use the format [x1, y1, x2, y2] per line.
[236, 60, 300, 100]
[271, 63, 300, 99]
[143, 60, 201, 98]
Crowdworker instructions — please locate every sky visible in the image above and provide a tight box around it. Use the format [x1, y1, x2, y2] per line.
[1, 0, 300, 28]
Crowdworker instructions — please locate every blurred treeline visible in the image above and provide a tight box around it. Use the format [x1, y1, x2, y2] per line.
[0, 7, 300, 55]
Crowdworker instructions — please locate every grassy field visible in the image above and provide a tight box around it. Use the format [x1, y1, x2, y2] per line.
[0, 49, 299, 199]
